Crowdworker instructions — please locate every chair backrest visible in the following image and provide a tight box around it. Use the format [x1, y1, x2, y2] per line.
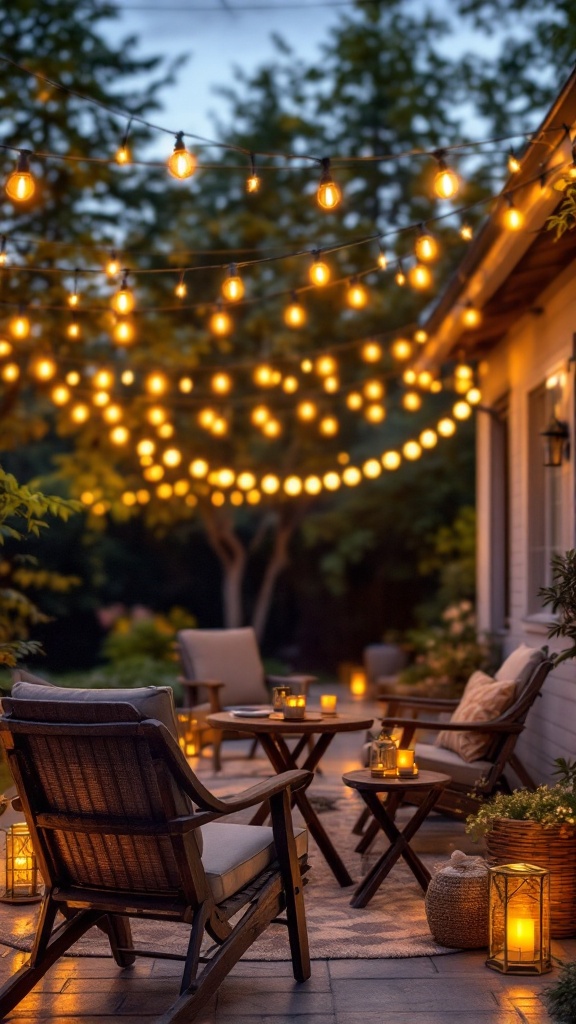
[481, 647, 553, 766]
[0, 696, 208, 914]
[177, 627, 269, 706]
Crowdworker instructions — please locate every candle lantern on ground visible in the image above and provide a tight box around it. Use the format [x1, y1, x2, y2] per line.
[1, 823, 42, 903]
[487, 862, 551, 975]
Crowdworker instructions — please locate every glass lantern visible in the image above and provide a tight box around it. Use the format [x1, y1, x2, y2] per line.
[1, 823, 42, 903]
[487, 862, 551, 975]
[370, 727, 398, 777]
[176, 711, 201, 758]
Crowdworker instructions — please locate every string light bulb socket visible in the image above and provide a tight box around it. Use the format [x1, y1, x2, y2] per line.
[316, 157, 342, 210]
[167, 132, 197, 179]
[111, 272, 135, 314]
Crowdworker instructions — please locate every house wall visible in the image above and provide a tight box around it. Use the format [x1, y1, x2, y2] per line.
[476, 258, 576, 785]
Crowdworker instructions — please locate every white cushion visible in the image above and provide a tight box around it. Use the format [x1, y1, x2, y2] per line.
[178, 628, 269, 707]
[495, 644, 546, 696]
[415, 742, 494, 787]
[202, 821, 307, 903]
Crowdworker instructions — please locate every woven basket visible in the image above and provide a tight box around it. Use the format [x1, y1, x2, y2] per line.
[425, 852, 489, 949]
[485, 817, 576, 938]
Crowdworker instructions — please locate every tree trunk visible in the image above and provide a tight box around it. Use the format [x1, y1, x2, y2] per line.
[251, 521, 293, 643]
[199, 503, 247, 627]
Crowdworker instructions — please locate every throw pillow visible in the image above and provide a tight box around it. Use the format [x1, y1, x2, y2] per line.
[435, 670, 517, 762]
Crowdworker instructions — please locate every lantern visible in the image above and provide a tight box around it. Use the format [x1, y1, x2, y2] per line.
[176, 712, 201, 758]
[350, 669, 367, 697]
[487, 862, 551, 975]
[370, 727, 398, 778]
[283, 694, 307, 720]
[540, 417, 569, 467]
[1, 823, 42, 902]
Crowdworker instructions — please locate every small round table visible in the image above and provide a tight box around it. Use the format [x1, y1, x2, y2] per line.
[342, 768, 451, 907]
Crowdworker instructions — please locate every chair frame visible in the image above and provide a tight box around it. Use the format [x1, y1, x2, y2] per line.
[0, 698, 311, 1024]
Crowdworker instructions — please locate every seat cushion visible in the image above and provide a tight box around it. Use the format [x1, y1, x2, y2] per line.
[495, 644, 546, 697]
[178, 628, 269, 707]
[434, 670, 517, 762]
[202, 821, 307, 903]
[415, 741, 494, 787]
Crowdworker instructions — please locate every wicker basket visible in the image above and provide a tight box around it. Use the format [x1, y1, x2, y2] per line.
[425, 851, 489, 949]
[485, 817, 576, 938]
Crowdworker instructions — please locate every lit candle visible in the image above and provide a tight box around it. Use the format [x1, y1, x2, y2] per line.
[396, 749, 415, 775]
[284, 694, 307, 719]
[507, 917, 535, 959]
[320, 694, 338, 715]
[350, 670, 367, 697]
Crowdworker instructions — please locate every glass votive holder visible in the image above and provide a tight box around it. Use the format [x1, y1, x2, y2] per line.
[272, 685, 292, 711]
[320, 694, 338, 715]
[396, 749, 416, 776]
[283, 694, 307, 719]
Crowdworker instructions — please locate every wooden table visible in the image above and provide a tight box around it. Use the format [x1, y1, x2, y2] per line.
[342, 768, 451, 907]
[207, 709, 374, 887]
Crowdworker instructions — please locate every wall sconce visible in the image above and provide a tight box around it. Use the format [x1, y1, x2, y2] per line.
[540, 416, 570, 467]
[1, 823, 42, 903]
[486, 862, 551, 975]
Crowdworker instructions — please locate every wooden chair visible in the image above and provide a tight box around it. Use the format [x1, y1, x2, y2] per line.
[177, 627, 315, 770]
[353, 645, 554, 846]
[0, 692, 311, 1024]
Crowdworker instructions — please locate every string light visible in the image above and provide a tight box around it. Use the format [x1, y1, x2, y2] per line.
[209, 304, 232, 336]
[377, 247, 388, 270]
[346, 392, 363, 410]
[222, 264, 245, 302]
[438, 417, 456, 437]
[403, 440, 422, 460]
[6, 150, 36, 203]
[414, 227, 439, 262]
[319, 415, 339, 436]
[9, 310, 30, 340]
[503, 193, 524, 230]
[121, 369, 134, 385]
[310, 253, 330, 286]
[365, 403, 385, 423]
[115, 121, 132, 165]
[297, 400, 317, 421]
[395, 262, 406, 287]
[414, 329, 428, 344]
[70, 402, 89, 423]
[363, 379, 384, 401]
[467, 387, 482, 404]
[66, 370, 81, 386]
[391, 338, 413, 361]
[403, 391, 422, 411]
[211, 371, 232, 394]
[51, 384, 70, 406]
[459, 223, 473, 241]
[433, 152, 459, 200]
[113, 318, 135, 345]
[342, 466, 362, 486]
[419, 429, 438, 448]
[453, 400, 472, 419]
[346, 278, 368, 309]
[0, 340, 12, 357]
[111, 272, 135, 314]
[363, 459, 381, 479]
[175, 273, 187, 298]
[282, 375, 299, 393]
[304, 475, 322, 496]
[283, 294, 307, 328]
[323, 375, 339, 393]
[408, 262, 432, 290]
[179, 376, 193, 393]
[461, 301, 482, 328]
[167, 132, 197, 179]
[315, 355, 337, 377]
[316, 157, 342, 210]
[0, 236, 7, 266]
[106, 251, 120, 277]
[382, 450, 401, 470]
[508, 149, 520, 174]
[360, 341, 382, 363]
[66, 319, 81, 340]
[246, 154, 261, 194]
[30, 355, 57, 381]
[1, 363, 20, 383]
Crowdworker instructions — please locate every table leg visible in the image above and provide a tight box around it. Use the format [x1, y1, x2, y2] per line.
[350, 786, 443, 908]
[354, 791, 401, 854]
[255, 732, 355, 888]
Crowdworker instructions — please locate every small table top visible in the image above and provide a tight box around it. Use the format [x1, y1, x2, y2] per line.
[342, 768, 451, 792]
[207, 710, 374, 735]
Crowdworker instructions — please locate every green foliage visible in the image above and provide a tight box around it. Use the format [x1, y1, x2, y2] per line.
[0, 466, 80, 665]
[547, 186, 576, 239]
[466, 759, 576, 840]
[417, 507, 477, 618]
[52, 656, 182, 693]
[544, 959, 576, 1024]
[539, 550, 576, 664]
[101, 607, 197, 666]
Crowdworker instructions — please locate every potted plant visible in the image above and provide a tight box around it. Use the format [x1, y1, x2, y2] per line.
[544, 958, 576, 1023]
[466, 759, 576, 937]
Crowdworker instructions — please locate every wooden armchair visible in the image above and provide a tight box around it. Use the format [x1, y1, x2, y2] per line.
[177, 627, 315, 770]
[0, 690, 311, 1024]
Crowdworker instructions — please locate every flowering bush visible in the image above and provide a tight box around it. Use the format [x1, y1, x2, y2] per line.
[465, 759, 576, 841]
[395, 601, 497, 698]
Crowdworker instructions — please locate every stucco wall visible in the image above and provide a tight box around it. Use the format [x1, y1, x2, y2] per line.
[476, 258, 576, 785]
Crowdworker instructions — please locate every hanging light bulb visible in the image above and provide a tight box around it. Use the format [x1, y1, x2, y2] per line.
[395, 262, 406, 287]
[361, 341, 382, 363]
[363, 379, 385, 401]
[284, 294, 307, 328]
[221, 264, 245, 302]
[167, 132, 197, 179]
[106, 251, 120, 277]
[459, 223, 473, 241]
[391, 338, 413, 361]
[508, 149, 520, 174]
[113, 318, 135, 346]
[408, 262, 432, 290]
[316, 157, 342, 210]
[503, 193, 524, 230]
[315, 354, 337, 377]
[211, 371, 232, 394]
[9, 310, 30, 341]
[66, 319, 81, 340]
[415, 227, 439, 263]
[111, 272, 135, 315]
[402, 391, 422, 411]
[0, 340, 12, 357]
[319, 415, 339, 436]
[461, 301, 483, 329]
[377, 247, 388, 270]
[6, 150, 36, 203]
[1, 363, 19, 383]
[209, 304, 232, 336]
[433, 152, 459, 200]
[30, 355, 57, 381]
[115, 143, 131, 165]
[246, 154, 261, 194]
[51, 384, 71, 406]
[0, 236, 8, 266]
[145, 372, 168, 396]
[310, 253, 330, 286]
[346, 278, 368, 309]
[68, 281, 80, 307]
[297, 400, 317, 421]
[175, 273, 187, 299]
[179, 376, 193, 393]
[414, 328, 428, 344]
[282, 375, 299, 393]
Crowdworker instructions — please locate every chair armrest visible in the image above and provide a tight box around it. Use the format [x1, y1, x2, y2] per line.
[179, 677, 225, 713]
[380, 715, 523, 734]
[191, 770, 313, 814]
[378, 694, 459, 712]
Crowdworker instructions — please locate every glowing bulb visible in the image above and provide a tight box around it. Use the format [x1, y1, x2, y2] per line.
[103, 403, 122, 424]
[174, 479, 190, 496]
[251, 405, 270, 426]
[212, 418, 228, 437]
[433, 157, 459, 199]
[167, 132, 197, 179]
[503, 196, 524, 230]
[363, 459, 381, 479]
[310, 256, 330, 286]
[0, 340, 12, 357]
[31, 356, 57, 381]
[420, 429, 438, 448]
[317, 158, 342, 210]
[403, 392, 422, 411]
[415, 231, 439, 262]
[116, 144, 131, 165]
[284, 475, 303, 496]
[382, 450, 401, 470]
[508, 150, 520, 174]
[414, 329, 428, 344]
[9, 313, 30, 340]
[391, 338, 413, 361]
[163, 447, 182, 467]
[111, 279, 135, 315]
[395, 266, 406, 286]
[301, 358, 313, 373]
[106, 253, 120, 277]
[377, 248, 388, 270]
[455, 362, 473, 381]
[93, 369, 114, 390]
[179, 376, 193, 393]
[342, 466, 362, 486]
[323, 472, 340, 491]
[462, 302, 482, 328]
[418, 371, 433, 388]
[6, 151, 36, 202]
[365, 403, 386, 423]
[304, 475, 322, 495]
[453, 400, 472, 420]
[144, 464, 164, 482]
[49, 384, 70, 406]
[363, 380, 384, 401]
[253, 364, 276, 387]
[70, 403, 89, 424]
[262, 418, 281, 437]
[1, 363, 20, 383]
[145, 372, 168, 396]
[284, 297, 306, 328]
[237, 471, 256, 491]
[93, 390, 110, 407]
[347, 392, 363, 411]
[346, 279, 368, 309]
[189, 458, 209, 478]
[0, 238, 7, 266]
[403, 440, 422, 460]
[198, 407, 216, 429]
[361, 341, 382, 363]
[175, 277, 187, 298]
[137, 439, 156, 457]
[282, 375, 299, 393]
[459, 223, 473, 241]
[403, 369, 417, 385]
[211, 372, 232, 394]
[66, 320, 81, 340]
[113, 319, 135, 346]
[222, 265, 245, 302]
[323, 375, 339, 393]
[261, 474, 280, 494]
[320, 415, 339, 436]
[297, 400, 317, 421]
[466, 387, 482, 405]
[68, 290, 79, 308]
[438, 416, 456, 437]
[315, 355, 337, 377]
[147, 405, 168, 426]
[209, 308, 232, 335]
[408, 262, 432, 290]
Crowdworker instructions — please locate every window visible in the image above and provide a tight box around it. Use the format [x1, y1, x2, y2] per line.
[527, 381, 567, 614]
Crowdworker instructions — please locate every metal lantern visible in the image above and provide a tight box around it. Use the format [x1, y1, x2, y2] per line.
[540, 417, 569, 467]
[370, 728, 398, 778]
[1, 823, 42, 903]
[487, 862, 551, 975]
[176, 711, 201, 758]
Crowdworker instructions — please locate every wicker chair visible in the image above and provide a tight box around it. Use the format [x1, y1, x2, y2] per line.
[0, 690, 311, 1024]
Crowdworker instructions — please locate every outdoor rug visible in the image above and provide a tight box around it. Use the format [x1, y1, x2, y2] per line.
[0, 772, 462, 960]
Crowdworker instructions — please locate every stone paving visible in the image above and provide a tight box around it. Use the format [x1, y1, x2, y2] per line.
[0, 685, 573, 1023]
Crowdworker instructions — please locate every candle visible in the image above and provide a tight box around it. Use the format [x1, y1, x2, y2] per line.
[284, 694, 307, 719]
[350, 670, 367, 697]
[320, 694, 338, 715]
[396, 749, 415, 775]
[507, 917, 535, 959]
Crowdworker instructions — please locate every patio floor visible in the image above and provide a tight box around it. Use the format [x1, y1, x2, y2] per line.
[1, 683, 573, 1023]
